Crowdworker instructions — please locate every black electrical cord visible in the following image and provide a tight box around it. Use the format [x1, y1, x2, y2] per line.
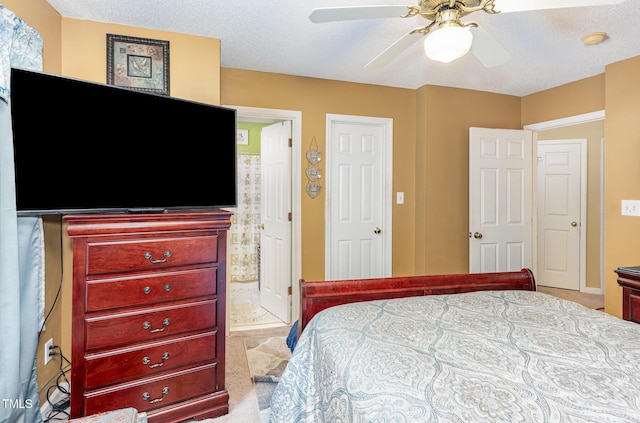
[38, 216, 64, 338]
[42, 345, 71, 422]
[34, 216, 69, 422]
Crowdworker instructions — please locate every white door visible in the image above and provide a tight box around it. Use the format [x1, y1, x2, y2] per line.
[325, 114, 393, 280]
[469, 127, 533, 273]
[536, 140, 585, 290]
[259, 121, 291, 323]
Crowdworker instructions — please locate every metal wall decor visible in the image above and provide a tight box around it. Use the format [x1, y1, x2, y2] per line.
[306, 183, 322, 199]
[306, 166, 322, 181]
[305, 136, 322, 199]
[306, 137, 322, 165]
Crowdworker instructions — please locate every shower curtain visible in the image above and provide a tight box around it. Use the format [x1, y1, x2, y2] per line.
[0, 6, 44, 423]
[229, 153, 261, 283]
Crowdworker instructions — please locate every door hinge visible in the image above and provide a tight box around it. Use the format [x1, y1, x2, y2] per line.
[288, 212, 292, 221]
[288, 286, 292, 295]
[288, 138, 292, 148]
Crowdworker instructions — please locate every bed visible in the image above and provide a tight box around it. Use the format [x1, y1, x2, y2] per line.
[269, 269, 640, 422]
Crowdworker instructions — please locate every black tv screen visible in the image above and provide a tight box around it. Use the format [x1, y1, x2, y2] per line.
[10, 68, 237, 216]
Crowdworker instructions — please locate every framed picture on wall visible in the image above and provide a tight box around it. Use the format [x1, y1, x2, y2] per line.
[106, 34, 170, 95]
[237, 129, 249, 145]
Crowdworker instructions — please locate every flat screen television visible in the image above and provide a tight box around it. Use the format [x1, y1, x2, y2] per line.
[10, 68, 237, 216]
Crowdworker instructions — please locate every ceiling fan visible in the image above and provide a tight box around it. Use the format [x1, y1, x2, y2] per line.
[309, 0, 625, 68]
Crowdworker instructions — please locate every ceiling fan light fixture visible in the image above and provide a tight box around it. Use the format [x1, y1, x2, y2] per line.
[424, 25, 473, 64]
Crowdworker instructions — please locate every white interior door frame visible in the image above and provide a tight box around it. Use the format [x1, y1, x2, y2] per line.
[537, 139, 587, 291]
[223, 105, 302, 328]
[525, 110, 604, 295]
[324, 113, 393, 279]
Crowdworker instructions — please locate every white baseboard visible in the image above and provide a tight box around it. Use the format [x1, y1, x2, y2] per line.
[582, 286, 603, 296]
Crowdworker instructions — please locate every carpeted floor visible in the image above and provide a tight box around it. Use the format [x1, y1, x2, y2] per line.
[537, 285, 604, 310]
[244, 336, 291, 421]
[195, 326, 291, 423]
[197, 282, 289, 422]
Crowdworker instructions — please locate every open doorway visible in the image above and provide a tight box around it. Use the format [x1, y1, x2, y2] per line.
[526, 111, 604, 295]
[224, 106, 302, 332]
[229, 119, 283, 330]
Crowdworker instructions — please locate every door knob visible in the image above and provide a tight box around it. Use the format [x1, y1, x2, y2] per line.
[571, 221, 578, 227]
[473, 232, 483, 239]
[374, 227, 382, 234]
[258, 224, 265, 230]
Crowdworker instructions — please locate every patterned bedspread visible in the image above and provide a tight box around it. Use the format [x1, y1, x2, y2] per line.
[270, 290, 640, 422]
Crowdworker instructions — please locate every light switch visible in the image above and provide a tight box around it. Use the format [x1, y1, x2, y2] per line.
[397, 192, 404, 205]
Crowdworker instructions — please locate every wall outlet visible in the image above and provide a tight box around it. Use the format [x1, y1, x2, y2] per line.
[622, 200, 640, 216]
[44, 338, 53, 365]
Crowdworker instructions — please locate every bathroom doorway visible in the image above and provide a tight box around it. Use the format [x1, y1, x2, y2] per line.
[224, 106, 302, 331]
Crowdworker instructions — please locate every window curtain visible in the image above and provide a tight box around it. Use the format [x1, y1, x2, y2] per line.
[229, 154, 261, 283]
[0, 5, 44, 423]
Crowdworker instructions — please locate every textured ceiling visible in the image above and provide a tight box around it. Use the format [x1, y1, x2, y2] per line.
[46, 0, 639, 96]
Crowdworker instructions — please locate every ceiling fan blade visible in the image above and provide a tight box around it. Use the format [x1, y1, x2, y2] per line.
[365, 29, 425, 69]
[309, 5, 412, 23]
[470, 26, 511, 68]
[493, 0, 625, 13]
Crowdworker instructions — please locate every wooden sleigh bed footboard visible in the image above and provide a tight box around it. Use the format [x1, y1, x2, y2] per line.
[299, 268, 536, 331]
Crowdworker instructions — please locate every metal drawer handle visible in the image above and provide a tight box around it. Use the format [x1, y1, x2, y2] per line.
[142, 318, 170, 333]
[142, 352, 170, 368]
[142, 387, 169, 404]
[143, 250, 172, 264]
[143, 284, 171, 294]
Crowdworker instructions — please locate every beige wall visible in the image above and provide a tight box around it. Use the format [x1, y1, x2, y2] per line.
[522, 74, 605, 126]
[221, 68, 418, 280]
[604, 56, 640, 318]
[417, 85, 522, 274]
[59, 19, 220, 105]
[221, 69, 524, 278]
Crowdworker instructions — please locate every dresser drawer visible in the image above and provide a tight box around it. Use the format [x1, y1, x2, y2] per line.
[84, 331, 217, 389]
[85, 235, 219, 276]
[626, 289, 640, 324]
[84, 363, 218, 416]
[86, 267, 217, 312]
[85, 299, 216, 351]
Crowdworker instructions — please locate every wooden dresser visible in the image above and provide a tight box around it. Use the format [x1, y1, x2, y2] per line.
[65, 211, 232, 422]
[615, 266, 640, 324]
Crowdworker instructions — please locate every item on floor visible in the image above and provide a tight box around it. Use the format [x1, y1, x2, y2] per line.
[244, 336, 290, 415]
[286, 320, 298, 352]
